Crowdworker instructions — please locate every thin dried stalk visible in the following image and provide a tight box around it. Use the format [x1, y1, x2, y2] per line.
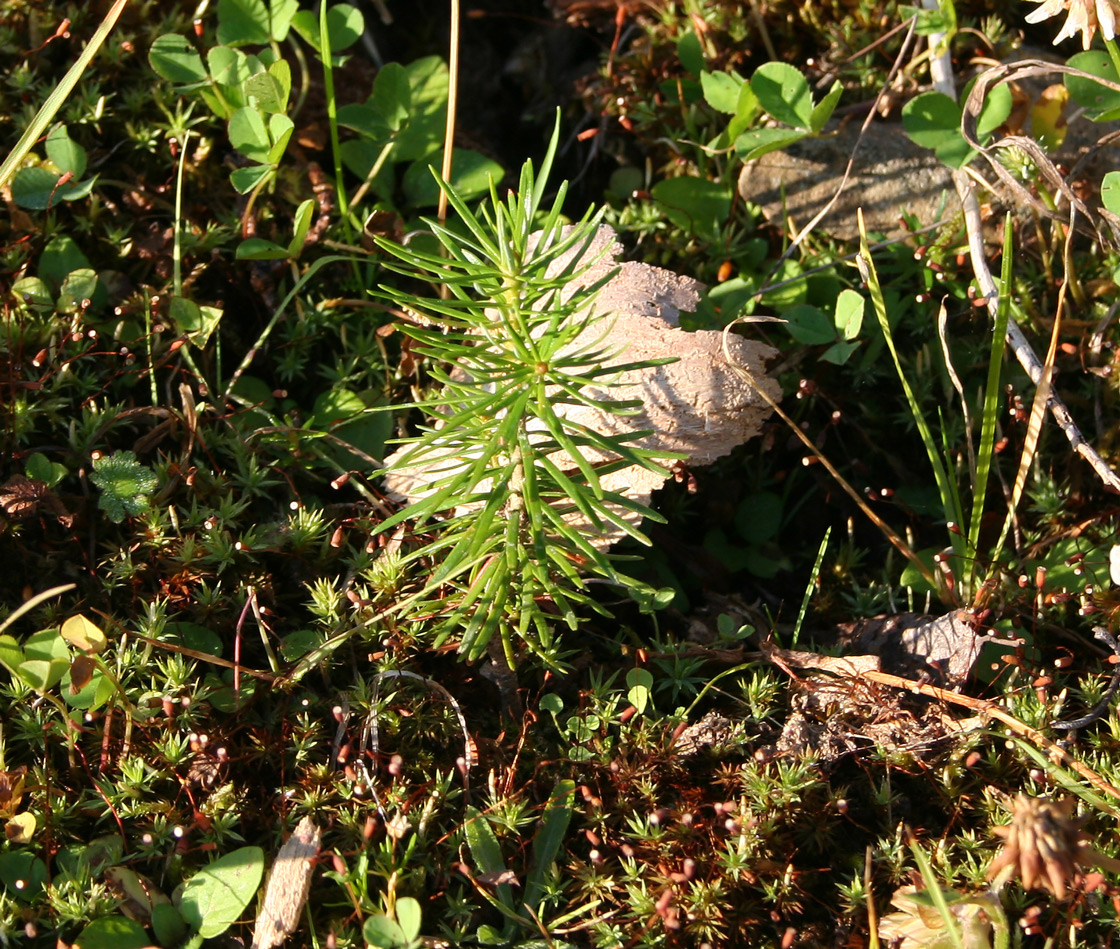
[862, 668, 1120, 810]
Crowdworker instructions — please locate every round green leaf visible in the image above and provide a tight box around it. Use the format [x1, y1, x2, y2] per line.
[401, 149, 504, 206]
[650, 176, 732, 240]
[820, 339, 861, 365]
[364, 915, 406, 948]
[371, 61, 411, 131]
[734, 491, 784, 544]
[217, 0, 270, 47]
[759, 258, 807, 309]
[625, 667, 654, 715]
[46, 125, 87, 178]
[12, 277, 54, 313]
[676, 29, 704, 76]
[63, 662, 114, 710]
[23, 627, 68, 664]
[810, 79, 844, 133]
[268, 0, 299, 41]
[0, 852, 47, 898]
[73, 915, 150, 949]
[236, 238, 290, 260]
[288, 197, 316, 256]
[170, 297, 224, 347]
[783, 303, 835, 345]
[152, 903, 189, 948]
[11, 166, 93, 210]
[149, 33, 208, 84]
[1065, 50, 1120, 120]
[331, 413, 391, 467]
[231, 164, 273, 194]
[166, 622, 223, 657]
[901, 91, 961, 148]
[750, 62, 814, 129]
[1103, 170, 1120, 215]
[59, 268, 98, 306]
[312, 388, 365, 427]
[278, 629, 324, 662]
[243, 70, 287, 114]
[733, 126, 809, 162]
[539, 693, 564, 714]
[229, 107, 271, 162]
[701, 69, 745, 114]
[178, 846, 264, 938]
[974, 82, 1013, 140]
[207, 45, 250, 89]
[324, 3, 365, 51]
[290, 4, 365, 53]
[834, 288, 865, 341]
[25, 453, 66, 487]
[204, 669, 258, 712]
[933, 135, 974, 170]
[266, 113, 294, 163]
[18, 658, 68, 693]
[0, 635, 23, 675]
[39, 235, 91, 290]
[396, 897, 422, 942]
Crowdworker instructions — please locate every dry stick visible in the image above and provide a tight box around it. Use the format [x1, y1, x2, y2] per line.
[861, 668, 1120, 808]
[921, 3, 1120, 493]
[1008, 213, 1069, 521]
[437, 0, 460, 232]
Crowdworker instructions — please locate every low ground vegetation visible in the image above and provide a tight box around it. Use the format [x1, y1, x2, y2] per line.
[4, 1, 1120, 946]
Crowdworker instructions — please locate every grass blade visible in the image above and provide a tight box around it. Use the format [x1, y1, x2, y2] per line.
[524, 780, 575, 915]
[0, 0, 129, 192]
[858, 211, 964, 566]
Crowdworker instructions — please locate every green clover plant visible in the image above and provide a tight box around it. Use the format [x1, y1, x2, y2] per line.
[371, 119, 675, 670]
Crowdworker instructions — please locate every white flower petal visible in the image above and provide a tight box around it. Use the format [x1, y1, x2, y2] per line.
[1024, 0, 1067, 21]
[1097, 0, 1117, 39]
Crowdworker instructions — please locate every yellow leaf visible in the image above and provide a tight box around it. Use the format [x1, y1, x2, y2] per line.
[5, 811, 35, 844]
[60, 614, 107, 654]
[1031, 84, 1068, 152]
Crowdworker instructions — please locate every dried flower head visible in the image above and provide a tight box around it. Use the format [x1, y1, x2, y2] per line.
[986, 794, 1120, 898]
[1024, 0, 1120, 50]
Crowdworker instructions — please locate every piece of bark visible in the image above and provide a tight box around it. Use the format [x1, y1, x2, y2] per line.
[250, 816, 321, 949]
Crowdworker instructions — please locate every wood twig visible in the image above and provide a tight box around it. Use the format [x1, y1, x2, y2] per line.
[861, 668, 1120, 808]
